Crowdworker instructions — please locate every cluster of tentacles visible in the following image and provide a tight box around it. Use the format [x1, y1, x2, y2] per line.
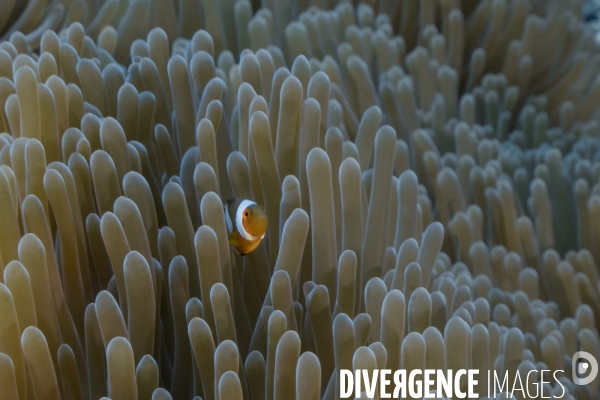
[0, 0, 599, 399]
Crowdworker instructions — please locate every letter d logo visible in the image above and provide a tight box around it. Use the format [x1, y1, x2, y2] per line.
[572, 351, 598, 385]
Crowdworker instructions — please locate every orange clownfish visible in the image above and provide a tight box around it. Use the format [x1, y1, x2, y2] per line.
[224, 198, 268, 255]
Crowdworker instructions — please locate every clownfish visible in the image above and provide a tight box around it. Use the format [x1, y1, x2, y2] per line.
[224, 198, 268, 255]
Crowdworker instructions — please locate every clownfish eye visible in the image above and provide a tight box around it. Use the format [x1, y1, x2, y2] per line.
[244, 211, 249, 217]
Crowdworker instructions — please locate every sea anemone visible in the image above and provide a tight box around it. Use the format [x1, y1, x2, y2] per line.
[0, 0, 600, 399]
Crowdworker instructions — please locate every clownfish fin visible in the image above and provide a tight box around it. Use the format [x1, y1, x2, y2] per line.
[228, 233, 244, 255]
[228, 232, 239, 247]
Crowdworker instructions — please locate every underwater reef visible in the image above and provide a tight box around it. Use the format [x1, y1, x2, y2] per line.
[0, 0, 600, 399]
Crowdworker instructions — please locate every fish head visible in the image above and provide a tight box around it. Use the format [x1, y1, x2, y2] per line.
[241, 202, 268, 238]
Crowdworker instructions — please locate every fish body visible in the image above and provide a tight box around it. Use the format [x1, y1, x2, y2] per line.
[224, 198, 268, 255]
